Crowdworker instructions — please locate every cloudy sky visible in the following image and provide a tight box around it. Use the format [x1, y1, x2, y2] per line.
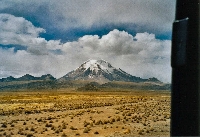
[0, 0, 176, 83]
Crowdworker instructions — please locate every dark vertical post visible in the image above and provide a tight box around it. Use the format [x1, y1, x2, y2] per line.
[171, 0, 200, 136]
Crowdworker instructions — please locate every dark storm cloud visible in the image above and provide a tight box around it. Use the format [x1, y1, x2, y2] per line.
[0, 0, 175, 39]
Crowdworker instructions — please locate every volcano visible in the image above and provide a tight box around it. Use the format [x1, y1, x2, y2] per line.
[59, 59, 158, 83]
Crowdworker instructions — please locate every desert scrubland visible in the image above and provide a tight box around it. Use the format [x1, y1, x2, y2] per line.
[0, 89, 170, 137]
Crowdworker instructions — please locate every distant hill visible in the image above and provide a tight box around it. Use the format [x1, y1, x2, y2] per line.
[101, 81, 171, 90]
[0, 76, 16, 82]
[0, 74, 57, 91]
[0, 74, 55, 82]
[0, 59, 171, 91]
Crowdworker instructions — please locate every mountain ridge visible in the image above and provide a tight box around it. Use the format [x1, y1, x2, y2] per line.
[0, 74, 55, 82]
[0, 59, 171, 91]
[59, 59, 155, 83]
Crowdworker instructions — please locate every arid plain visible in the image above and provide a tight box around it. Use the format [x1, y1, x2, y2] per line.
[0, 89, 170, 137]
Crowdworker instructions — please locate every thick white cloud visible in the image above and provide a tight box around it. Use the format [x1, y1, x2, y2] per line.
[0, 48, 69, 78]
[0, 14, 45, 44]
[60, 29, 171, 82]
[0, 14, 171, 83]
[0, 14, 61, 55]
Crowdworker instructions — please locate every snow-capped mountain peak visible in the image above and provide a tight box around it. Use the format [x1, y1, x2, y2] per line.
[59, 59, 149, 83]
[80, 59, 114, 73]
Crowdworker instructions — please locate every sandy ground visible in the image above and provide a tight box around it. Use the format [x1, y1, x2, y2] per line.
[0, 89, 170, 137]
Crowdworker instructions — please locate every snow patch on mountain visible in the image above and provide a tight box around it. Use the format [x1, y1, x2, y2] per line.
[80, 59, 114, 74]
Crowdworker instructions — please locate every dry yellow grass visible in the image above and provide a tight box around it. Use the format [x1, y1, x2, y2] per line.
[0, 89, 170, 137]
